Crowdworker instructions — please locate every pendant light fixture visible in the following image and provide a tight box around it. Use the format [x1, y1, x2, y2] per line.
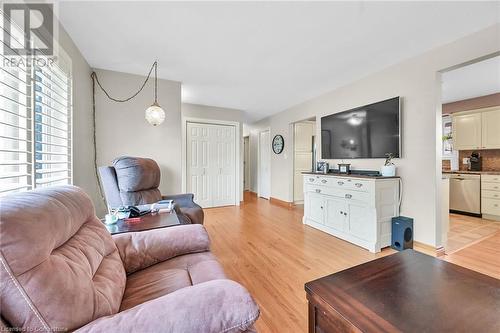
[91, 60, 166, 126]
[144, 61, 166, 126]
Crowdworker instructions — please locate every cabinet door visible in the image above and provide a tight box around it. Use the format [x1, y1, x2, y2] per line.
[305, 192, 325, 224]
[346, 202, 373, 241]
[325, 197, 347, 232]
[452, 113, 482, 150]
[481, 109, 500, 149]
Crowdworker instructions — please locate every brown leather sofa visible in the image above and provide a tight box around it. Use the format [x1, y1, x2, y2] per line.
[99, 156, 204, 225]
[0, 186, 259, 332]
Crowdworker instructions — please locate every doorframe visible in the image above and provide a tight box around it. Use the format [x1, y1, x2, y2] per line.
[243, 135, 250, 191]
[257, 128, 271, 199]
[181, 116, 241, 206]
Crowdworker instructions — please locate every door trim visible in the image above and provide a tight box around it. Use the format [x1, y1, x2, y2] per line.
[257, 128, 271, 199]
[182, 116, 241, 206]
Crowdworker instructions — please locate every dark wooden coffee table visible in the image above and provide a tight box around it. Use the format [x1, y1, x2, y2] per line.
[305, 250, 500, 333]
[103, 212, 181, 235]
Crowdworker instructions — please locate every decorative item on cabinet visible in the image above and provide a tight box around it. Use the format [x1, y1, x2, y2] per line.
[338, 163, 351, 174]
[381, 153, 396, 177]
[316, 161, 329, 174]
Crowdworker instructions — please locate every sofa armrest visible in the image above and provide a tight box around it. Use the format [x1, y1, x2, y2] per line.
[112, 224, 210, 274]
[162, 193, 195, 206]
[75, 280, 260, 333]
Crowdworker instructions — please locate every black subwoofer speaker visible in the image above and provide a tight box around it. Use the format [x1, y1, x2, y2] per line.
[391, 216, 413, 251]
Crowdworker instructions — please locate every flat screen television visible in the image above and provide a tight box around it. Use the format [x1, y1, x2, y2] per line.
[321, 97, 401, 159]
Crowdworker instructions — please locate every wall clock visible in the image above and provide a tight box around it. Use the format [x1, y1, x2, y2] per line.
[272, 135, 284, 154]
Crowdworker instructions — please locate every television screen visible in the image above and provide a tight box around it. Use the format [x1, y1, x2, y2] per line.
[321, 97, 400, 159]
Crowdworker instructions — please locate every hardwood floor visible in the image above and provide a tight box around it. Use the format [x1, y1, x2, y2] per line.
[204, 192, 499, 333]
[445, 231, 500, 279]
[204, 192, 394, 332]
[446, 213, 500, 253]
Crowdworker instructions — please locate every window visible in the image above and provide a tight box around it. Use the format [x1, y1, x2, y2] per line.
[1, 13, 72, 196]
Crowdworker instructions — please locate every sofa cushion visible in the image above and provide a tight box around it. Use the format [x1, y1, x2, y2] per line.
[0, 186, 126, 332]
[120, 252, 226, 311]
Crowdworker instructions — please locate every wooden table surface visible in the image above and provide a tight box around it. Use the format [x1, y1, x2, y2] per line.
[305, 249, 500, 333]
[104, 211, 181, 235]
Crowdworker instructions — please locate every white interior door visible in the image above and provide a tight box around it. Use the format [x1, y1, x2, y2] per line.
[244, 136, 250, 191]
[212, 125, 236, 207]
[259, 130, 271, 199]
[186, 123, 211, 207]
[186, 122, 236, 208]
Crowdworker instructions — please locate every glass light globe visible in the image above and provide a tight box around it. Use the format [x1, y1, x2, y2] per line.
[145, 103, 165, 126]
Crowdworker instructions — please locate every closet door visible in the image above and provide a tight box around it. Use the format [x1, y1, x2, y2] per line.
[186, 123, 212, 207]
[211, 125, 236, 207]
[187, 122, 236, 208]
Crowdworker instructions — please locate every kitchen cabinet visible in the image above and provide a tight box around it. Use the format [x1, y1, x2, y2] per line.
[481, 174, 500, 221]
[481, 109, 500, 149]
[303, 174, 400, 253]
[452, 113, 482, 150]
[451, 107, 500, 150]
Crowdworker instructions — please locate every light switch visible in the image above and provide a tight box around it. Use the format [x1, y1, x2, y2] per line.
[462, 158, 470, 165]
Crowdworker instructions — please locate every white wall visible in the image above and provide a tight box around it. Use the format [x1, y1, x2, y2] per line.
[57, 24, 106, 214]
[182, 103, 246, 202]
[94, 69, 182, 213]
[247, 24, 500, 247]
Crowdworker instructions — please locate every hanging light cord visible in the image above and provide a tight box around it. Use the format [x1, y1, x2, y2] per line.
[91, 61, 158, 208]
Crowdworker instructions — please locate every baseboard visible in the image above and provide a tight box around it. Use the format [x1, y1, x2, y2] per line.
[414, 241, 445, 257]
[270, 197, 294, 209]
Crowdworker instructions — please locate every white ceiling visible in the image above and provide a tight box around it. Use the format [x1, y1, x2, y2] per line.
[58, 1, 500, 122]
[442, 56, 500, 103]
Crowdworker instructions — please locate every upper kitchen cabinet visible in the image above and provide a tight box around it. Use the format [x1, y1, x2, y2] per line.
[452, 107, 500, 150]
[481, 108, 500, 149]
[452, 112, 482, 150]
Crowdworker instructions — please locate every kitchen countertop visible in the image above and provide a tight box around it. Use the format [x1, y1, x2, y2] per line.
[302, 171, 400, 179]
[443, 170, 500, 175]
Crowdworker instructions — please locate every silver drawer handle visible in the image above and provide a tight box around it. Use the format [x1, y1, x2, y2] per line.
[494, 186, 499, 189]
[494, 204, 499, 207]
[315, 189, 321, 193]
[345, 194, 352, 199]
[321, 179, 327, 183]
[309, 178, 315, 182]
[337, 181, 344, 185]
[355, 183, 363, 188]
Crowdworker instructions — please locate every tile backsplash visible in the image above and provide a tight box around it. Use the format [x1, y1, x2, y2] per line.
[458, 149, 500, 171]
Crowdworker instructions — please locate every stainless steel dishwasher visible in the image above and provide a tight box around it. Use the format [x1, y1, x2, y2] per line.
[449, 173, 481, 215]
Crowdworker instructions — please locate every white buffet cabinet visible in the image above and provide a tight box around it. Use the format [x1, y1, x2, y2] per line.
[303, 173, 400, 253]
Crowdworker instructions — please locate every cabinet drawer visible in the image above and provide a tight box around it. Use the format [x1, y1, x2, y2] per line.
[482, 174, 500, 183]
[304, 175, 330, 185]
[332, 178, 372, 192]
[482, 182, 500, 191]
[482, 198, 500, 216]
[482, 190, 500, 200]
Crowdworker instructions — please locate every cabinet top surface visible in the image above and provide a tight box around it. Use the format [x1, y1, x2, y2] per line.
[302, 171, 400, 179]
[305, 250, 500, 333]
[443, 170, 500, 175]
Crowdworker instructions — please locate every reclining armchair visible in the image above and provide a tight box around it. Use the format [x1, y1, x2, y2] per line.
[99, 156, 204, 225]
[0, 186, 259, 332]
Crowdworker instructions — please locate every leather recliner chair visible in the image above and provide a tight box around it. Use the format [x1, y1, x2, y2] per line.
[0, 186, 259, 332]
[98, 156, 204, 225]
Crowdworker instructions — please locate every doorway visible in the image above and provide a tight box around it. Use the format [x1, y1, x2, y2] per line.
[259, 130, 271, 199]
[293, 120, 316, 204]
[186, 121, 237, 208]
[439, 55, 500, 254]
[244, 136, 250, 191]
